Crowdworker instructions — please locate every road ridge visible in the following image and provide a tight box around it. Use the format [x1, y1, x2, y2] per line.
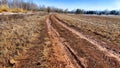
[46, 16, 86, 68]
[52, 14, 120, 62]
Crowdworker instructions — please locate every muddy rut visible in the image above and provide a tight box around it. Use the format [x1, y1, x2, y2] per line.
[46, 16, 85, 68]
[8, 14, 120, 68]
[46, 14, 120, 68]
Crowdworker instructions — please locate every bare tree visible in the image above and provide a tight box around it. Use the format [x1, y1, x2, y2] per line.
[13, 0, 19, 8]
[0, 0, 7, 5]
[47, 7, 51, 13]
[0, 0, 2, 6]
[0, 0, 39, 11]
[20, 0, 23, 9]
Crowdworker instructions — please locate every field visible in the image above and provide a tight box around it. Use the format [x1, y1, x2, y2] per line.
[0, 13, 52, 68]
[57, 14, 120, 47]
[0, 13, 120, 68]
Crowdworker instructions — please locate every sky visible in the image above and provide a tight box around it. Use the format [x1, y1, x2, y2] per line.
[27, 0, 120, 11]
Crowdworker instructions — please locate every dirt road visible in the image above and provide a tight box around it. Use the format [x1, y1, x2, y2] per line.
[45, 14, 120, 68]
[1, 14, 120, 68]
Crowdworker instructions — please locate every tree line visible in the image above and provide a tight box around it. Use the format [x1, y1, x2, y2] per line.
[75, 9, 120, 15]
[0, 0, 119, 15]
[0, 0, 38, 10]
[0, 0, 68, 13]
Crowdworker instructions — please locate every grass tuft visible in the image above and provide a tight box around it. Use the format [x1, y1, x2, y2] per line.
[0, 5, 26, 13]
[10, 8, 27, 13]
[0, 5, 9, 12]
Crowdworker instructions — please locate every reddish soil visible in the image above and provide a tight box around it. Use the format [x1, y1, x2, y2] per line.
[46, 16, 85, 68]
[47, 14, 120, 68]
[0, 14, 120, 68]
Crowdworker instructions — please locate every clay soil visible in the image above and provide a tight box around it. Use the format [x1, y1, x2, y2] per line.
[0, 13, 120, 68]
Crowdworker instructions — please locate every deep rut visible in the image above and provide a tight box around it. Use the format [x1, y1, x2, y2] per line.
[52, 15, 120, 61]
[46, 16, 85, 68]
[47, 14, 120, 68]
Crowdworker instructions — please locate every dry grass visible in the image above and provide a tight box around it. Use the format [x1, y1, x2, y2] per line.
[0, 5, 26, 13]
[56, 14, 120, 48]
[10, 8, 27, 13]
[0, 14, 48, 68]
[0, 5, 9, 12]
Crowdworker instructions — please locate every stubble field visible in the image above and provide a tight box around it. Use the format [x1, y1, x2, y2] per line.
[0, 13, 120, 68]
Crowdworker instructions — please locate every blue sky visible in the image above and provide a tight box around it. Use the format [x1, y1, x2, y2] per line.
[27, 0, 120, 10]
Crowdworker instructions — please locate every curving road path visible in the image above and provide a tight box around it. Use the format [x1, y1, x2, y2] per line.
[46, 14, 120, 68]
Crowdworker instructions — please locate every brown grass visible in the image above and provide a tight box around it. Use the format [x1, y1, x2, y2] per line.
[56, 14, 120, 48]
[0, 5, 26, 13]
[0, 14, 49, 68]
[0, 5, 9, 12]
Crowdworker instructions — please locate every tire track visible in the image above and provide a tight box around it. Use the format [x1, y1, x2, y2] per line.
[46, 16, 86, 68]
[51, 14, 120, 62]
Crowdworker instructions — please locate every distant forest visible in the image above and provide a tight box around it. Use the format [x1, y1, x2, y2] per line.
[0, 0, 120, 15]
[74, 9, 120, 15]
